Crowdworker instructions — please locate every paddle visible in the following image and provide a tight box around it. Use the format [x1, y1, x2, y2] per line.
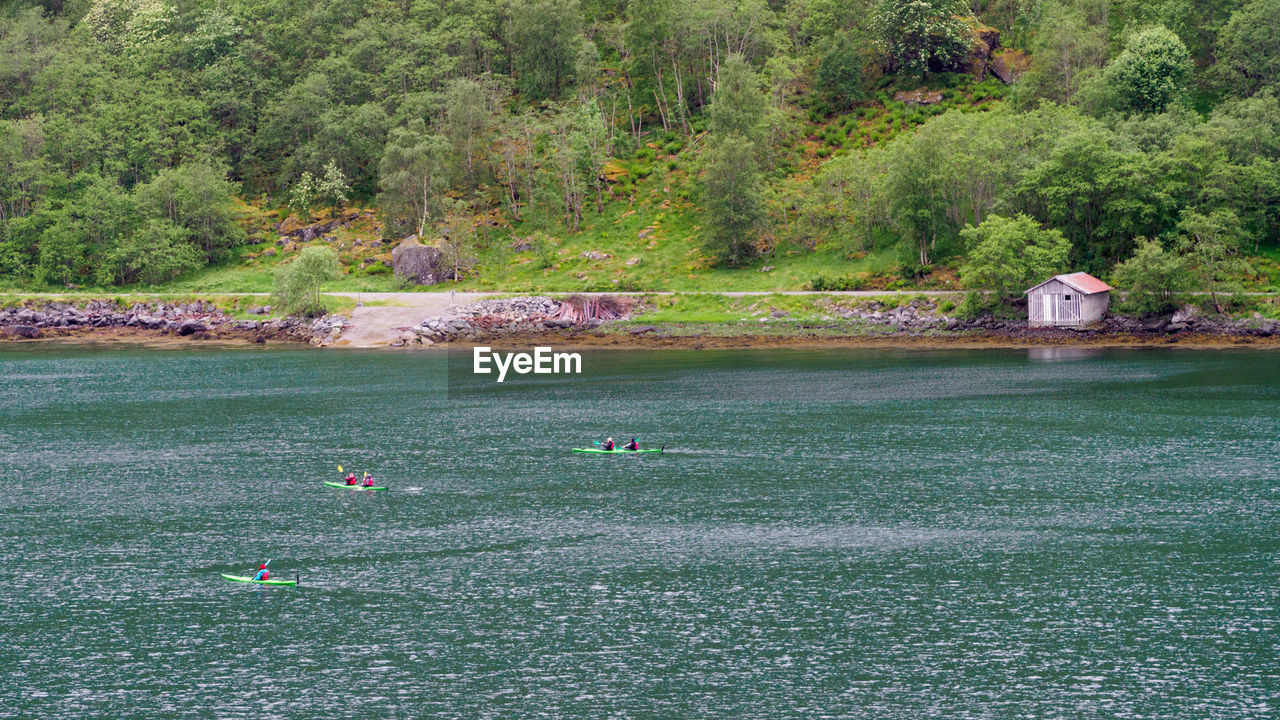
[338, 464, 359, 485]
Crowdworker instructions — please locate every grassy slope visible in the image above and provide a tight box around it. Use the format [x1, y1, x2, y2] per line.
[8, 74, 1274, 298]
[0, 74, 996, 297]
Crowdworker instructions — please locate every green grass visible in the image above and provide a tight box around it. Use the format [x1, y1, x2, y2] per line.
[0, 291, 357, 320]
[621, 293, 943, 325]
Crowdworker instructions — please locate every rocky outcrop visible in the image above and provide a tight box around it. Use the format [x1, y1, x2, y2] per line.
[391, 237, 445, 285]
[409, 296, 568, 345]
[894, 89, 944, 106]
[960, 18, 1001, 79]
[275, 212, 361, 244]
[0, 299, 346, 344]
[307, 314, 346, 346]
[989, 49, 1029, 84]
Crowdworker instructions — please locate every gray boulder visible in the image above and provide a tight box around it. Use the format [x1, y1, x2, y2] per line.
[177, 320, 208, 336]
[392, 238, 444, 285]
[1171, 304, 1199, 324]
[6, 325, 40, 339]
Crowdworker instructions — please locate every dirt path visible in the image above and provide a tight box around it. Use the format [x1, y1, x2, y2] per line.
[329, 292, 497, 347]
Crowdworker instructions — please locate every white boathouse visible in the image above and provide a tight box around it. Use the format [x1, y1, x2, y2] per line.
[1025, 272, 1112, 327]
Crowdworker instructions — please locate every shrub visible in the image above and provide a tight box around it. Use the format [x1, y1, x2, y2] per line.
[1112, 237, 1188, 315]
[808, 274, 867, 291]
[273, 246, 339, 317]
[958, 214, 1072, 304]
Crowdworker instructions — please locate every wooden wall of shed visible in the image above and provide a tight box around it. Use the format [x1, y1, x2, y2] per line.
[1080, 291, 1109, 324]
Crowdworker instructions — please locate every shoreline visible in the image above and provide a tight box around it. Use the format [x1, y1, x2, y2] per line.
[4, 293, 1278, 351]
[5, 323, 1279, 351]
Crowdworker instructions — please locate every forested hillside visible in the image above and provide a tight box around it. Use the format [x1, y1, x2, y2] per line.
[2, 0, 1278, 298]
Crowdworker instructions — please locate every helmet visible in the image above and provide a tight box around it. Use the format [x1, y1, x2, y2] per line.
[259, 564, 267, 569]
[607, 437, 613, 441]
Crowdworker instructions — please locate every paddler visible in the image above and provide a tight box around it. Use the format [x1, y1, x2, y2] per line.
[624, 438, 639, 451]
[253, 563, 270, 581]
[602, 437, 615, 451]
[344, 471, 358, 485]
[362, 473, 376, 487]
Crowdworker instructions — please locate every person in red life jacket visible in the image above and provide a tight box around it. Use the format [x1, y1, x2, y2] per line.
[362, 473, 376, 487]
[624, 438, 639, 451]
[344, 472, 358, 485]
[602, 437, 615, 451]
[253, 563, 270, 581]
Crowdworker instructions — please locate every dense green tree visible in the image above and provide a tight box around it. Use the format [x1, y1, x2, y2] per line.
[1111, 237, 1188, 314]
[959, 213, 1072, 304]
[0, 7, 67, 111]
[0, 0, 1278, 292]
[439, 198, 480, 281]
[703, 134, 765, 266]
[36, 174, 135, 285]
[0, 117, 48, 224]
[132, 162, 244, 262]
[1215, 0, 1280, 96]
[443, 77, 493, 191]
[1015, 129, 1163, 273]
[1178, 209, 1250, 312]
[708, 54, 768, 148]
[874, 0, 971, 80]
[84, 0, 175, 54]
[815, 33, 867, 110]
[1092, 26, 1191, 115]
[1016, 0, 1108, 105]
[377, 121, 449, 238]
[511, 0, 582, 100]
[105, 218, 202, 285]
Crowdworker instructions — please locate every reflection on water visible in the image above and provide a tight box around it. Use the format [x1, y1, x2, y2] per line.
[1026, 347, 1106, 362]
[0, 347, 1277, 719]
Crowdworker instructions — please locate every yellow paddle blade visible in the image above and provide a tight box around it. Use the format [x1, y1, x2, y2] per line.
[337, 465, 343, 473]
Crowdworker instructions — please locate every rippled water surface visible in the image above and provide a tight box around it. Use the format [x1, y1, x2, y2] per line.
[1, 346, 1277, 718]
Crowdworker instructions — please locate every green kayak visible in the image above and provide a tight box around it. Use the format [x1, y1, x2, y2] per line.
[571, 447, 663, 454]
[221, 573, 297, 586]
[324, 481, 387, 491]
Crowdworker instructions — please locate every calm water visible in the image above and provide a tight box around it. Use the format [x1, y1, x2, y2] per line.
[1, 345, 1277, 718]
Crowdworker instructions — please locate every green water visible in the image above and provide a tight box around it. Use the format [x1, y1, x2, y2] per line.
[1, 346, 1277, 719]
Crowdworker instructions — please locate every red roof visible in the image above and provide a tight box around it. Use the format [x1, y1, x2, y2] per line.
[1025, 272, 1112, 295]
[1057, 272, 1112, 294]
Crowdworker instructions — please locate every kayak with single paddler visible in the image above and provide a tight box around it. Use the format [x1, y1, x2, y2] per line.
[221, 573, 297, 586]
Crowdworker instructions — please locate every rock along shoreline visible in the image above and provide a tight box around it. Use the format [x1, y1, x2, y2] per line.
[3, 296, 1279, 349]
[0, 299, 336, 345]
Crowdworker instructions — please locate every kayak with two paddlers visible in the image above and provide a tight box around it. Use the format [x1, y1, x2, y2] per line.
[329, 464, 386, 491]
[573, 437, 663, 454]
